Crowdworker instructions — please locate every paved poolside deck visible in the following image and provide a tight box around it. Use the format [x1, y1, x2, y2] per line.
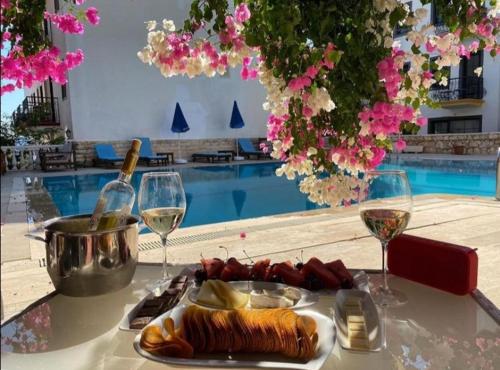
[1, 160, 499, 322]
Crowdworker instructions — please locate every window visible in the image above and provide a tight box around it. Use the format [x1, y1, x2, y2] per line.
[431, 1, 444, 26]
[428, 116, 482, 134]
[54, 0, 59, 12]
[61, 84, 67, 100]
[394, 2, 412, 38]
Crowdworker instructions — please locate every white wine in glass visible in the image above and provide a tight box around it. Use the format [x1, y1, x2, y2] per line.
[359, 170, 412, 307]
[138, 172, 186, 291]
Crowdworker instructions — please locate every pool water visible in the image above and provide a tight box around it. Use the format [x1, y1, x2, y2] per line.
[41, 161, 495, 229]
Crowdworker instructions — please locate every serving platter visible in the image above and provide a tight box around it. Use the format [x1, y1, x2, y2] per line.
[188, 280, 320, 310]
[133, 304, 335, 370]
[119, 285, 190, 332]
[334, 289, 382, 352]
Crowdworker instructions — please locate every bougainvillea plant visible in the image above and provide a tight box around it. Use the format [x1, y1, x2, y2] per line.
[1, 0, 99, 95]
[138, 0, 498, 206]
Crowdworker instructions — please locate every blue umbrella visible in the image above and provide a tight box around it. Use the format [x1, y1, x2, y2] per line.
[171, 103, 190, 133]
[171, 103, 190, 163]
[229, 101, 245, 160]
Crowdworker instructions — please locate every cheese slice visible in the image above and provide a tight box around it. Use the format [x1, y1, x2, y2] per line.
[196, 280, 226, 307]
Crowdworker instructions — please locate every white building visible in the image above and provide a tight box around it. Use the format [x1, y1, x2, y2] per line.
[16, 0, 500, 142]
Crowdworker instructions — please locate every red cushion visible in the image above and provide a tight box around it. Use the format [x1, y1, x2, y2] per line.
[387, 234, 478, 295]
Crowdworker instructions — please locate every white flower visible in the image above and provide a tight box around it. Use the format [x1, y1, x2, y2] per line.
[474, 67, 482, 77]
[439, 76, 448, 87]
[307, 147, 318, 156]
[414, 8, 428, 20]
[162, 19, 176, 32]
[145, 20, 157, 31]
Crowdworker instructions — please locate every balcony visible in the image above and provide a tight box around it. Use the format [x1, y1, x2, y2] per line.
[12, 96, 60, 127]
[429, 76, 484, 108]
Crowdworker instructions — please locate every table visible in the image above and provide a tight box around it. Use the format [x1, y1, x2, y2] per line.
[157, 152, 174, 165]
[1, 264, 499, 370]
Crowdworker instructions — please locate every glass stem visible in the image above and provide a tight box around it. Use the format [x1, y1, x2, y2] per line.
[161, 234, 168, 281]
[381, 240, 389, 291]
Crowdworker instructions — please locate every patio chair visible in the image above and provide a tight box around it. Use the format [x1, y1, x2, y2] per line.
[94, 143, 124, 168]
[192, 152, 232, 163]
[237, 138, 269, 160]
[135, 137, 172, 166]
[39, 142, 77, 172]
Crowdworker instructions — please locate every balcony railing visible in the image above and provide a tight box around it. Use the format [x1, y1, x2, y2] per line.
[12, 96, 60, 127]
[429, 76, 484, 103]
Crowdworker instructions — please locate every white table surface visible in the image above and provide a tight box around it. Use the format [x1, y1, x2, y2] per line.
[1, 264, 499, 370]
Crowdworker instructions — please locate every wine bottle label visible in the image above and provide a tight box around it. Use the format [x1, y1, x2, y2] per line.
[88, 198, 107, 231]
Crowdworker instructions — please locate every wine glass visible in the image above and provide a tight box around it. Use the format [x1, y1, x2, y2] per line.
[359, 170, 412, 307]
[138, 172, 186, 291]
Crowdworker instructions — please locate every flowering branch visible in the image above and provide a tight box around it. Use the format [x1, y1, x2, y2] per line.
[1, 0, 100, 95]
[138, 0, 498, 206]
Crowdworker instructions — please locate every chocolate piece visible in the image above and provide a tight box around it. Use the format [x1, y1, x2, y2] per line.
[171, 275, 187, 284]
[130, 316, 152, 330]
[142, 297, 165, 308]
[162, 288, 181, 297]
[136, 305, 162, 317]
[129, 275, 189, 330]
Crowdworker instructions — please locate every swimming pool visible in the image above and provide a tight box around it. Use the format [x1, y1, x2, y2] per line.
[40, 160, 495, 229]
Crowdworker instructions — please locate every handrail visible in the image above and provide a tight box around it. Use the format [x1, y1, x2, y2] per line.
[430, 76, 484, 102]
[496, 147, 500, 200]
[0, 144, 64, 171]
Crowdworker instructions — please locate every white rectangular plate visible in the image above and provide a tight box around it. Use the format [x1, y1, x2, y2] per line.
[334, 289, 382, 352]
[133, 304, 335, 370]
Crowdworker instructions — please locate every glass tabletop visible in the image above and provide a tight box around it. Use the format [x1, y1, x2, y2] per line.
[1, 264, 499, 370]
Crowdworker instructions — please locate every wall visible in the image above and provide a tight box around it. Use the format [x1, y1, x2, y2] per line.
[401, 132, 500, 154]
[65, 0, 268, 142]
[72, 138, 263, 166]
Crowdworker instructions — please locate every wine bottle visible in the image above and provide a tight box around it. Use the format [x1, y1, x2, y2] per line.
[88, 139, 142, 231]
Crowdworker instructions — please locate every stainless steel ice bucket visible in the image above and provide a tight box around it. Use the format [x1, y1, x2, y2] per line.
[28, 214, 139, 297]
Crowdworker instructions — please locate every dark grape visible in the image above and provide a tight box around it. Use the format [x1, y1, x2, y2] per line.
[270, 275, 283, 283]
[194, 269, 207, 285]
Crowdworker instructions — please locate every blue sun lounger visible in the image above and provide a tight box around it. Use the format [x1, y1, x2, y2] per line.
[94, 143, 124, 168]
[135, 137, 172, 166]
[238, 138, 269, 159]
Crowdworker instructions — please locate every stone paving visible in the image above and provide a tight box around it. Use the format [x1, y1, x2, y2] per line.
[1, 166, 499, 322]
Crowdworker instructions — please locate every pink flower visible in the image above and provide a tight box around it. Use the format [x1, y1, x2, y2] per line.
[422, 71, 433, 80]
[416, 116, 428, 126]
[302, 105, 313, 117]
[288, 76, 311, 92]
[1, 84, 15, 95]
[425, 40, 437, 53]
[64, 49, 84, 69]
[85, 7, 100, 26]
[240, 66, 249, 80]
[305, 65, 318, 79]
[394, 138, 406, 152]
[46, 12, 85, 34]
[259, 142, 269, 153]
[235, 3, 251, 23]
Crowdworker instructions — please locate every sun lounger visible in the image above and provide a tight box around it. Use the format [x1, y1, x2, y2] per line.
[135, 137, 172, 166]
[94, 143, 124, 167]
[192, 152, 232, 163]
[238, 138, 269, 159]
[39, 142, 77, 171]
